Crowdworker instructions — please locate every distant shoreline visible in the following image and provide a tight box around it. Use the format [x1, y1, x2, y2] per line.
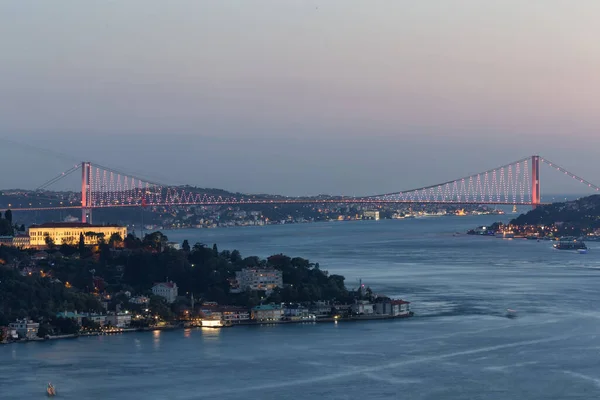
[1, 314, 414, 345]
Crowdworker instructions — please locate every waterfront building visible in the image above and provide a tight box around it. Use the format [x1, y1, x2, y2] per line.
[363, 210, 380, 220]
[251, 304, 284, 322]
[310, 301, 333, 318]
[152, 281, 178, 303]
[56, 311, 86, 325]
[106, 313, 132, 328]
[28, 222, 127, 248]
[351, 300, 374, 315]
[375, 300, 411, 317]
[9, 319, 39, 339]
[232, 268, 283, 293]
[284, 304, 310, 320]
[221, 306, 250, 324]
[0, 326, 19, 342]
[87, 314, 107, 326]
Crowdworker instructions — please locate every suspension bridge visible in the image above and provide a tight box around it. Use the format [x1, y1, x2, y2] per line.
[2, 155, 599, 223]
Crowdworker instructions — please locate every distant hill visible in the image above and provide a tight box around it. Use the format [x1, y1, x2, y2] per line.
[511, 194, 600, 233]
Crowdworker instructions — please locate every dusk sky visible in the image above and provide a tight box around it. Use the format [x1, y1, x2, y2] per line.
[1, 1, 599, 196]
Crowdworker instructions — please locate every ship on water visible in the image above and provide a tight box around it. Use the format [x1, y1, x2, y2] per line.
[553, 240, 587, 251]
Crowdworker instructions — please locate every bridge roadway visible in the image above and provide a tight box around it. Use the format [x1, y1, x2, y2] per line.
[0, 199, 548, 212]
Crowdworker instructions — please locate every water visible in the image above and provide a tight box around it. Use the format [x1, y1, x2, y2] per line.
[4, 216, 600, 399]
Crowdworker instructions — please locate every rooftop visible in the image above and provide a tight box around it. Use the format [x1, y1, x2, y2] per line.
[252, 304, 282, 311]
[153, 282, 176, 288]
[29, 222, 124, 229]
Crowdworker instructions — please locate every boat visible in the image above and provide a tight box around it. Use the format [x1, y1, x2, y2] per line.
[46, 383, 56, 397]
[553, 240, 587, 251]
[505, 309, 517, 319]
[578, 248, 588, 254]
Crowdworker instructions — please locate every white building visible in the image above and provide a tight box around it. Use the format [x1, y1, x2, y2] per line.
[106, 313, 132, 328]
[375, 300, 411, 317]
[251, 305, 284, 321]
[152, 281, 178, 303]
[129, 296, 150, 305]
[363, 210, 380, 220]
[232, 268, 283, 293]
[351, 300, 374, 315]
[9, 319, 39, 339]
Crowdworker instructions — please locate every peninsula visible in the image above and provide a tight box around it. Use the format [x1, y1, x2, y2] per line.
[468, 194, 600, 239]
[0, 226, 412, 343]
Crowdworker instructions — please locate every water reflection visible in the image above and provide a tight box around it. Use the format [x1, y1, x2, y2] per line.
[153, 329, 161, 350]
[201, 327, 221, 341]
[183, 328, 192, 339]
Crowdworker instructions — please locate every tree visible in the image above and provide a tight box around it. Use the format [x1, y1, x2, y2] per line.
[230, 250, 242, 264]
[44, 235, 55, 250]
[78, 232, 86, 254]
[212, 243, 218, 255]
[108, 233, 123, 248]
[4, 209, 12, 224]
[182, 240, 190, 252]
[19, 224, 25, 232]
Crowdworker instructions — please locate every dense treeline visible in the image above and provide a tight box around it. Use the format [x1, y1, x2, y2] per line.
[0, 268, 103, 326]
[510, 194, 600, 234]
[0, 231, 351, 328]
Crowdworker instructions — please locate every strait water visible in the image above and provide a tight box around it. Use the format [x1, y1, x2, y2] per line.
[3, 216, 600, 399]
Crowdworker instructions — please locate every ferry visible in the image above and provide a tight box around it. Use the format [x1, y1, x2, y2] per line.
[553, 240, 587, 251]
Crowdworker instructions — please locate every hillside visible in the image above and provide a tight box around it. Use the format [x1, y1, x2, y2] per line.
[510, 194, 600, 234]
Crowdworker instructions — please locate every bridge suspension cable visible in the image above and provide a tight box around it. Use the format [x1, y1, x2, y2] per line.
[540, 158, 600, 192]
[36, 164, 82, 191]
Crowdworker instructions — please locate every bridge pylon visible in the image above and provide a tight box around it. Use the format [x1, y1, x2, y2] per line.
[531, 155, 540, 209]
[81, 161, 92, 223]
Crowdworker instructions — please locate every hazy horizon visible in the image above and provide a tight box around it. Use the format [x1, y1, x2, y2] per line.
[1, 1, 599, 196]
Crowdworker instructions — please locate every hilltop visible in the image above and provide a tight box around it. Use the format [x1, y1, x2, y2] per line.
[473, 195, 600, 237]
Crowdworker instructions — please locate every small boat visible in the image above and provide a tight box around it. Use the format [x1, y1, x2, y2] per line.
[505, 309, 517, 319]
[46, 383, 56, 397]
[578, 249, 588, 254]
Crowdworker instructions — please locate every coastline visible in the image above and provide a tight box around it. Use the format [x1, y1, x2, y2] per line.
[1, 313, 414, 345]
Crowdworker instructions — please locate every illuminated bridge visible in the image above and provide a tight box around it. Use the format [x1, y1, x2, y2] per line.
[3, 155, 599, 223]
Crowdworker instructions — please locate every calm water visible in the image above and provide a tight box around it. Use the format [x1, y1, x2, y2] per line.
[4, 216, 600, 399]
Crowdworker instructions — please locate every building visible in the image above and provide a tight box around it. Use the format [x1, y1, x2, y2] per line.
[284, 304, 311, 320]
[87, 314, 107, 326]
[152, 281, 178, 303]
[28, 222, 127, 248]
[129, 295, 150, 305]
[221, 306, 250, 324]
[13, 234, 31, 248]
[232, 268, 283, 293]
[363, 210, 380, 220]
[9, 319, 39, 339]
[251, 304, 284, 322]
[106, 313, 132, 328]
[375, 300, 411, 317]
[56, 311, 86, 325]
[351, 300, 374, 315]
[0, 326, 18, 342]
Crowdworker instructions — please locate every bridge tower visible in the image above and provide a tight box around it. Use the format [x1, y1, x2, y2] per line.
[81, 161, 92, 223]
[531, 155, 540, 209]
